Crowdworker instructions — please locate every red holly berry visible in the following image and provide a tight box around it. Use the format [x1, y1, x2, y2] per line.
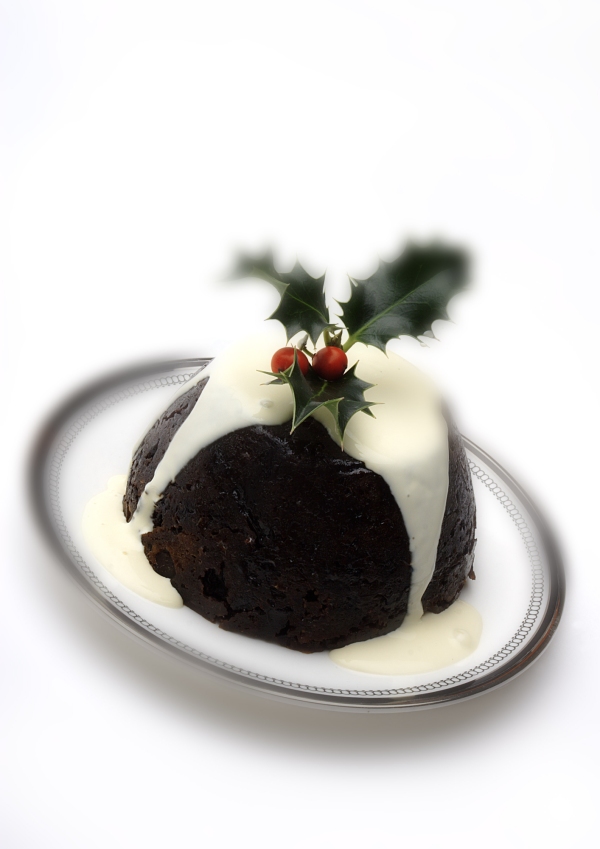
[271, 347, 310, 375]
[312, 346, 348, 381]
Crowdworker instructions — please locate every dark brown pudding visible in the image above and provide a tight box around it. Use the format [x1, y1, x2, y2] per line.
[123, 378, 476, 653]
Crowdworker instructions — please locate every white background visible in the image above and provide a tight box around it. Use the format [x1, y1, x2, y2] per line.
[1, 1, 599, 846]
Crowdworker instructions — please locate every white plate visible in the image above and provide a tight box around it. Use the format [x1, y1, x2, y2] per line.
[30, 359, 565, 712]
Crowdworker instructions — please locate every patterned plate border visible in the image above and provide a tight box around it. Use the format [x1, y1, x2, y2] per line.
[29, 358, 565, 712]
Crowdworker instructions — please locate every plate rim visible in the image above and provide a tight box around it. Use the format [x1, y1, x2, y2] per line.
[29, 358, 566, 712]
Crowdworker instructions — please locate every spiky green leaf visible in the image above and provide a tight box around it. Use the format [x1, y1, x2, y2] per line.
[228, 250, 330, 345]
[339, 243, 469, 352]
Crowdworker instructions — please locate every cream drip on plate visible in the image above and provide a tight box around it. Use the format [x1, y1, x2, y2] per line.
[82, 329, 481, 674]
[330, 600, 482, 674]
[82, 474, 182, 607]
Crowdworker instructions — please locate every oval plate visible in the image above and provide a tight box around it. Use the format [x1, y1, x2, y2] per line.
[30, 359, 565, 712]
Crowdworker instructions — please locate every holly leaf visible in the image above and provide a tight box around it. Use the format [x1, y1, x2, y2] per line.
[263, 352, 376, 443]
[338, 243, 469, 352]
[228, 250, 330, 345]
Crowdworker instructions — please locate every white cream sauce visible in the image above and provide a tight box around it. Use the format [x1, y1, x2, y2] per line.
[126, 333, 294, 537]
[82, 474, 183, 607]
[82, 328, 481, 674]
[330, 600, 482, 675]
[319, 342, 449, 621]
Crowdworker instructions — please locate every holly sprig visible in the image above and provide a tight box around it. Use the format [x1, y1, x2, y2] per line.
[262, 351, 376, 443]
[230, 241, 469, 439]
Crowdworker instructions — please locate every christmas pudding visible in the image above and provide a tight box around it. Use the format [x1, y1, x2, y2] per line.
[121, 243, 477, 653]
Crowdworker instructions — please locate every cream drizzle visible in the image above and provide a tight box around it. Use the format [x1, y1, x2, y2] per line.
[82, 474, 183, 607]
[315, 343, 449, 620]
[127, 333, 294, 537]
[330, 600, 482, 674]
[82, 329, 481, 674]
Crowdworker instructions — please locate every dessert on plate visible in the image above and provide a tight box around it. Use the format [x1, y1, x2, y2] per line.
[116, 242, 478, 657]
